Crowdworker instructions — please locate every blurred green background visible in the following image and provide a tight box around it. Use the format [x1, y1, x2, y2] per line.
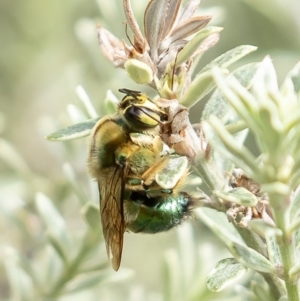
[0, 0, 299, 300]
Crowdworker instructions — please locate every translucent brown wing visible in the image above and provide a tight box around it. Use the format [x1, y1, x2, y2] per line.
[98, 166, 127, 271]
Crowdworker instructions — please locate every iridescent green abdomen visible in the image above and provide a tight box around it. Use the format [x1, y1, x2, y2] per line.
[125, 191, 196, 233]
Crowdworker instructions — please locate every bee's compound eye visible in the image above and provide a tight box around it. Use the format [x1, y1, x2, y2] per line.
[124, 105, 159, 128]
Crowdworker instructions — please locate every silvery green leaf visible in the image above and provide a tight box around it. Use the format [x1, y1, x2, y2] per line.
[46, 117, 100, 141]
[284, 60, 300, 93]
[265, 235, 282, 267]
[289, 185, 300, 222]
[214, 187, 258, 207]
[249, 219, 282, 237]
[280, 61, 300, 100]
[177, 224, 196, 286]
[80, 202, 101, 231]
[4, 249, 35, 301]
[206, 258, 247, 292]
[67, 104, 86, 123]
[180, 69, 216, 108]
[251, 279, 276, 301]
[63, 163, 88, 206]
[289, 264, 300, 282]
[105, 90, 119, 115]
[76, 85, 98, 118]
[35, 193, 70, 256]
[176, 26, 223, 67]
[44, 245, 64, 290]
[200, 45, 257, 74]
[234, 285, 257, 301]
[203, 118, 259, 179]
[156, 156, 188, 189]
[47, 231, 69, 263]
[65, 268, 134, 294]
[163, 249, 182, 301]
[196, 208, 244, 245]
[252, 56, 278, 99]
[228, 242, 275, 273]
[124, 59, 154, 84]
[203, 62, 259, 120]
[210, 66, 261, 134]
[0, 138, 33, 178]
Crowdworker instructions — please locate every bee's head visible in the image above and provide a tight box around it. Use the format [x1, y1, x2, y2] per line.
[118, 88, 168, 130]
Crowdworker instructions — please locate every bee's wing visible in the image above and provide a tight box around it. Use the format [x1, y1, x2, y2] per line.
[98, 166, 127, 271]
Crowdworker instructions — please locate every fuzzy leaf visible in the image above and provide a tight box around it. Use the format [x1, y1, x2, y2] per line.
[265, 235, 282, 267]
[196, 208, 244, 245]
[228, 242, 275, 273]
[214, 187, 258, 207]
[200, 45, 257, 74]
[163, 249, 182, 301]
[47, 231, 69, 263]
[285, 61, 300, 93]
[176, 26, 223, 67]
[289, 184, 300, 222]
[124, 59, 154, 84]
[202, 62, 259, 120]
[156, 156, 188, 189]
[35, 193, 70, 258]
[65, 269, 134, 294]
[206, 258, 247, 292]
[249, 219, 282, 237]
[251, 279, 276, 301]
[46, 117, 100, 141]
[81, 202, 101, 231]
[180, 70, 217, 108]
[104, 90, 119, 115]
[4, 250, 35, 301]
[289, 264, 300, 282]
[203, 117, 259, 179]
[252, 56, 278, 98]
[76, 85, 98, 118]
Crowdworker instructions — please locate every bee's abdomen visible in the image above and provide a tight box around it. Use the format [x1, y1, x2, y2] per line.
[125, 192, 198, 233]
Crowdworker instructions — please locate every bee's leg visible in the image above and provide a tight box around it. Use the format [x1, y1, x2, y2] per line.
[141, 156, 169, 187]
[115, 143, 140, 166]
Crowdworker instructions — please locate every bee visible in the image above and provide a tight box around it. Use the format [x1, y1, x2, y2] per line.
[88, 89, 199, 271]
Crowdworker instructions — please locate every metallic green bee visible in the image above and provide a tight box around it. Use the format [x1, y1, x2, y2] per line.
[88, 89, 199, 271]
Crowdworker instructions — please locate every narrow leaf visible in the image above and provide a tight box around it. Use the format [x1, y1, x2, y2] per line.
[46, 117, 100, 141]
[207, 258, 247, 292]
[76, 85, 98, 118]
[249, 219, 282, 237]
[228, 242, 275, 273]
[202, 62, 259, 120]
[265, 235, 282, 267]
[65, 269, 134, 294]
[214, 187, 258, 207]
[200, 45, 257, 74]
[80, 202, 101, 230]
[4, 249, 35, 301]
[35, 193, 70, 253]
[196, 208, 244, 245]
[289, 184, 300, 222]
[289, 264, 300, 282]
[176, 26, 223, 67]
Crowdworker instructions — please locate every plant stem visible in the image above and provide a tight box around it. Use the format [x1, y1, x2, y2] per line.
[271, 193, 300, 301]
